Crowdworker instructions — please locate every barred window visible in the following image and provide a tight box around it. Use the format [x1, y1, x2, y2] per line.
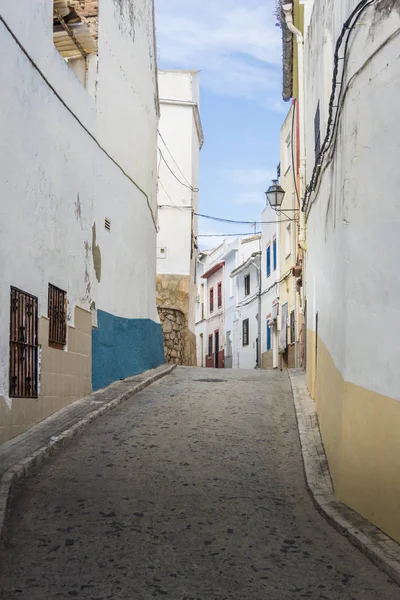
[48, 284, 67, 347]
[242, 318, 249, 347]
[9, 287, 38, 398]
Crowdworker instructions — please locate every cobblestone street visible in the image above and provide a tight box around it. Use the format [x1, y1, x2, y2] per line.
[0, 368, 398, 599]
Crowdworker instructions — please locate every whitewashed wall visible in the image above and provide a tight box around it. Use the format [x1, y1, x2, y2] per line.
[305, 0, 400, 397]
[261, 204, 280, 361]
[234, 258, 261, 370]
[0, 0, 161, 401]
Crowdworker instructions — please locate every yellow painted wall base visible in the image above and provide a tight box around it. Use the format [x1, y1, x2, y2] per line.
[0, 306, 92, 445]
[307, 331, 400, 543]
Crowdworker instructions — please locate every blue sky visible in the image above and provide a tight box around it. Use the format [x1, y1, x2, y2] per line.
[155, 0, 288, 247]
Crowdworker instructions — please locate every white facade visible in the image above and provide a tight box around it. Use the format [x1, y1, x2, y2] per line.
[157, 70, 203, 333]
[231, 252, 261, 370]
[195, 237, 261, 369]
[0, 0, 163, 440]
[260, 203, 280, 369]
[301, 0, 400, 541]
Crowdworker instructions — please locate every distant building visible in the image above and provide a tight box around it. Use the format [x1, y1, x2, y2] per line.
[195, 237, 260, 369]
[260, 200, 280, 370]
[0, 0, 164, 444]
[156, 70, 204, 366]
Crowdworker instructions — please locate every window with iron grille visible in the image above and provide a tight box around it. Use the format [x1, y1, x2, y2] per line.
[48, 284, 67, 347]
[314, 102, 321, 162]
[290, 310, 295, 344]
[217, 282, 222, 308]
[208, 335, 213, 357]
[244, 274, 250, 296]
[210, 287, 214, 313]
[9, 287, 39, 398]
[242, 318, 249, 346]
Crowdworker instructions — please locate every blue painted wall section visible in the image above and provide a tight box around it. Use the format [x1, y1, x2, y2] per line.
[92, 310, 165, 391]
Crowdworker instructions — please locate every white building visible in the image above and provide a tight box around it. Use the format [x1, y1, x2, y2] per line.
[195, 236, 260, 369]
[156, 70, 204, 366]
[298, 1, 400, 542]
[260, 202, 280, 369]
[0, 0, 163, 443]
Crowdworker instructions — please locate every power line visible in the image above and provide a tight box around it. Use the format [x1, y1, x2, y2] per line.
[157, 180, 187, 213]
[158, 131, 192, 187]
[195, 212, 295, 224]
[303, 0, 376, 212]
[158, 148, 199, 193]
[198, 232, 262, 237]
[0, 14, 158, 232]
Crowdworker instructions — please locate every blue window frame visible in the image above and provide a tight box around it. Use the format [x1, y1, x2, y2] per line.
[273, 238, 277, 271]
[266, 246, 271, 277]
[267, 321, 271, 351]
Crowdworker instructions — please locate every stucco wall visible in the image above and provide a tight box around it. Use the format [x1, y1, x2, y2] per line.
[156, 70, 202, 336]
[304, 1, 400, 541]
[0, 0, 163, 437]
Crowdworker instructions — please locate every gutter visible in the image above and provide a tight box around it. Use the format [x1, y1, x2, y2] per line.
[159, 98, 204, 149]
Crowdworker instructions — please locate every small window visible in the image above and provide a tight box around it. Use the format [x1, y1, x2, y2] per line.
[9, 287, 39, 398]
[290, 311, 295, 344]
[242, 318, 249, 346]
[208, 334, 213, 357]
[48, 284, 67, 348]
[244, 274, 250, 296]
[273, 238, 277, 271]
[210, 287, 214, 313]
[266, 246, 271, 278]
[217, 282, 222, 308]
[314, 102, 321, 162]
[267, 321, 272, 351]
[286, 224, 291, 258]
[105, 217, 111, 232]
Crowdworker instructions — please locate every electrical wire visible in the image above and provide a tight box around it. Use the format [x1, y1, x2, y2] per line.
[195, 212, 295, 224]
[158, 131, 192, 187]
[157, 180, 187, 214]
[198, 232, 262, 237]
[158, 148, 199, 192]
[0, 14, 158, 232]
[303, 0, 377, 212]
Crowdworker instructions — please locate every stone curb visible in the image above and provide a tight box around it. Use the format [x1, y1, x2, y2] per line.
[0, 364, 176, 539]
[288, 369, 400, 587]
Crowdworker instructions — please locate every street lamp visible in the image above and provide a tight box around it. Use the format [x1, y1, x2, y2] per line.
[265, 180, 286, 210]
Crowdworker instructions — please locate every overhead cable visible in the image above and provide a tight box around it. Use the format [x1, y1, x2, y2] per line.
[303, 0, 376, 212]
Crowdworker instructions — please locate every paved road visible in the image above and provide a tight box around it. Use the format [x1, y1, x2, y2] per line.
[1, 368, 398, 599]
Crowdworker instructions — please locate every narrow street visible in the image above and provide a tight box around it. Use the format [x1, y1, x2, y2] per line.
[0, 368, 398, 599]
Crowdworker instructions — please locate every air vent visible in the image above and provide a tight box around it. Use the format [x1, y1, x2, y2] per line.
[105, 217, 111, 232]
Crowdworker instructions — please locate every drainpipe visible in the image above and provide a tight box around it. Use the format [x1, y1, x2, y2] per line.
[282, 3, 306, 251]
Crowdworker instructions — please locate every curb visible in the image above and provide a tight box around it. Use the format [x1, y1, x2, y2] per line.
[288, 369, 400, 586]
[0, 364, 176, 539]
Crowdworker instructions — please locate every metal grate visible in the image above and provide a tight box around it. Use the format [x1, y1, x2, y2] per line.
[9, 287, 39, 398]
[48, 284, 67, 346]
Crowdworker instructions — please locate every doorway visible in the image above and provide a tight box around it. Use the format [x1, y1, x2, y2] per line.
[214, 330, 219, 368]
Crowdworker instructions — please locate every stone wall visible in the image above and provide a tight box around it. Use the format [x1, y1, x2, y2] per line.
[156, 274, 196, 366]
[262, 350, 274, 370]
[158, 308, 185, 364]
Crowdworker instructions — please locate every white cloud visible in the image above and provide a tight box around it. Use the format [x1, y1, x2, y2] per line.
[155, 0, 282, 100]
